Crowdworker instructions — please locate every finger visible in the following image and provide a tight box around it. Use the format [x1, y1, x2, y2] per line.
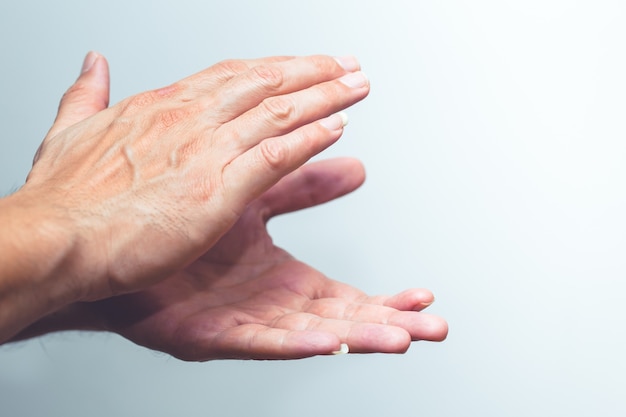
[205, 325, 341, 360]
[46, 51, 110, 139]
[389, 312, 448, 342]
[271, 312, 412, 354]
[305, 298, 448, 342]
[381, 288, 437, 312]
[259, 157, 366, 219]
[208, 55, 360, 123]
[112, 56, 298, 115]
[215, 70, 368, 156]
[221, 112, 353, 210]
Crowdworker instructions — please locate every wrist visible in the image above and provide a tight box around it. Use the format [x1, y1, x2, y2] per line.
[0, 188, 84, 342]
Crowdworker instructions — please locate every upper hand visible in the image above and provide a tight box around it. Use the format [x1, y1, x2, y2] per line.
[23, 52, 369, 302]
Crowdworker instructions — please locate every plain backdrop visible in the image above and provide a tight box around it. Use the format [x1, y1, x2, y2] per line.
[2, 1, 626, 416]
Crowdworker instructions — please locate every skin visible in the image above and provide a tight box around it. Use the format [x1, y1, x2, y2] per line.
[2, 53, 448, 358]
[24, 53, 369, 300]
[14, 157, 448, 360]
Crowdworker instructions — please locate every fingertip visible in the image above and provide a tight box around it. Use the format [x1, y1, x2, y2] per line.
[79, 51, 109, 84]
[388, 328, 412, 354]
[45, 52, 111, 139]
[80, 51, 100, 75]
[395, 329, 413, 353]
[319, 112, 348, 131]
[420, 315, 449, 342]
[430, 319, 449, 342]
[79, 51, 110, 85]
[326, 156, 365, 175]
[338, 157, 366, 192]
[76, 51, 110, 106]
[437, 318, 449, 341]
[386, 288, 436, 312]
[333, 55, 361, 72]
[417, 295, 435, 310]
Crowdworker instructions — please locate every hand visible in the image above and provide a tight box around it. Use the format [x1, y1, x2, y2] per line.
[19, 52, 369, 302]
[83, 157, 447, 360]
[7, 57, 447, 359]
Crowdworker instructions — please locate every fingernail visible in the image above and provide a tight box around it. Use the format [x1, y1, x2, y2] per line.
[338, 71, 368, 88]
[320, 112, 349, 131]
[334, 55, 360, 72]
[81, 51, 99, 75]
[332, 343, 350, 355]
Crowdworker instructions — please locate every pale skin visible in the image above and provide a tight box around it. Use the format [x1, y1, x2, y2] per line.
[1, 52, 448, 359]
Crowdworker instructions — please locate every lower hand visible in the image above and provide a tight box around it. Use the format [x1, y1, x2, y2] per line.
[86, 157, 448, 360]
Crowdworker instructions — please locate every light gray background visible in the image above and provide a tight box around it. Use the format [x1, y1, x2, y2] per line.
[1, 0, 625, 416]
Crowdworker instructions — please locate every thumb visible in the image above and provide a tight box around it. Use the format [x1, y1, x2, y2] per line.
[46, 51, 110, 139]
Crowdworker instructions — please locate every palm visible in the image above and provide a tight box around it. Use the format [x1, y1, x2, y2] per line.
[92, 159, 447, 361]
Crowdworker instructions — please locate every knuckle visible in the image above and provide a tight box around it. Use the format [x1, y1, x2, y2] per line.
[212, 59, 250, 79]
[261, 96, 296, 124]
[250, 64, 284, 91]
[259, 138, 289, 171]
[154, 83, 181, 99]
[122, 90, 159, 112]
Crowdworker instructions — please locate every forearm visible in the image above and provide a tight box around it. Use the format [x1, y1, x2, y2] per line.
[0, 189, 82, 343]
